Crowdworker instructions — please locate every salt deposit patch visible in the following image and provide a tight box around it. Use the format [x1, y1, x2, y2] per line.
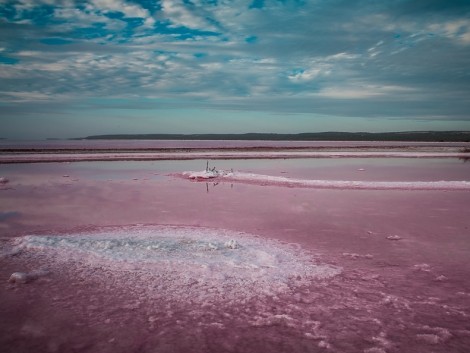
[8, 269, 49, 284]
[12, 226, 340, 303]
[182, 170, 470, 191]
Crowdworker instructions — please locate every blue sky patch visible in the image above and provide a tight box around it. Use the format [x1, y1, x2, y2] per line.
[0, 55, 18, 65]
[40, 38, 73, 45]
[245, 35, 258, 43]
[249, 0, 265, 9]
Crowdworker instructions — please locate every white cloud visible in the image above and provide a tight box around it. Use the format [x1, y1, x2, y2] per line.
[5, 0, 74, 15]
[429, 19, 470, 45]
[288, 53, 359, 83]
[161, 0, 216, 31]
[16, 50, 42, 57]
[289, 68, 324, 82]
[91, 0, 146, 18]
[54, 7, 127, 31]
[326, 52, 360, 61]
[90, 0, 155, 27]
[0, 91, 62, 102]
[316, 85, 415, 99]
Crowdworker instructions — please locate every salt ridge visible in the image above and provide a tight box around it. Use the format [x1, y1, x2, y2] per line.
[1, 150, 469, 163]
[183, 170, 470, 190]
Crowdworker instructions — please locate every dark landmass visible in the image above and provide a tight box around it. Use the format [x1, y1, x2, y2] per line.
[76, 131, 470, 142]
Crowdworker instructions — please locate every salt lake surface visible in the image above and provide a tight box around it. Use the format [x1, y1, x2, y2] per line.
[2, 139, 469, 150]
[1, 154, 470, 353]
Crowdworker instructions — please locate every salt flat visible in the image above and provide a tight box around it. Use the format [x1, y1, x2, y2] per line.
[1, 156, 470, 353]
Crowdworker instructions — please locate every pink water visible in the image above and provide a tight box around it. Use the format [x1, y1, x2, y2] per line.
[1, 159, 470, 353]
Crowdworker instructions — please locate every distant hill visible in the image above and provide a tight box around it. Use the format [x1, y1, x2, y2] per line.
[75, 131, 470, 142]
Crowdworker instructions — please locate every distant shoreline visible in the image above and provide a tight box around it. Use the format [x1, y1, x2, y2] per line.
[74, 131, 470, 142]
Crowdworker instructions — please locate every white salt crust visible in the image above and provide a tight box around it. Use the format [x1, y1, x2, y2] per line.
[1, 150, 469, 163]
[5, 227, 467, 352]
[8, 269, 49, 283]
[13, 225, 340, 303]
[183, 170, 470, 190]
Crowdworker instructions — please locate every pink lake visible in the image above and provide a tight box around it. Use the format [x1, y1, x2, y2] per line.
[1, 158, 470, 353]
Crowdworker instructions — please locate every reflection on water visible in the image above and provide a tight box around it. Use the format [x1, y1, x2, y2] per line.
[0, 211, 20, 222]
[459, 156, 470, 162]
[205, 182, 228, 193]
[186, 158, 470, 183]
[1, 158, 470, 183]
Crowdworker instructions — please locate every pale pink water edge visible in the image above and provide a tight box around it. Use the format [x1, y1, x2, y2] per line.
[1, 159, 470, 353]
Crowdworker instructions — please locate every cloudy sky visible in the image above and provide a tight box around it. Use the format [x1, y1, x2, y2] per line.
[1, 0, 470, 139]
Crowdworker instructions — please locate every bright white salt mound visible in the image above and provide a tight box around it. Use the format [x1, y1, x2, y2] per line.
[14, 226, 339, 302]
[8, 269, 49, 284]
[183, 169, 222, 179]
[8, 272, 30, 284]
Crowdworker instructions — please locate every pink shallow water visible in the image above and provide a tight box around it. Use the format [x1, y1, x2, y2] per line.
[1, 159, 470, 353]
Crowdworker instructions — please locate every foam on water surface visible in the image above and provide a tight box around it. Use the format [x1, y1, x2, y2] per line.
[13, 225, 340, 303]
